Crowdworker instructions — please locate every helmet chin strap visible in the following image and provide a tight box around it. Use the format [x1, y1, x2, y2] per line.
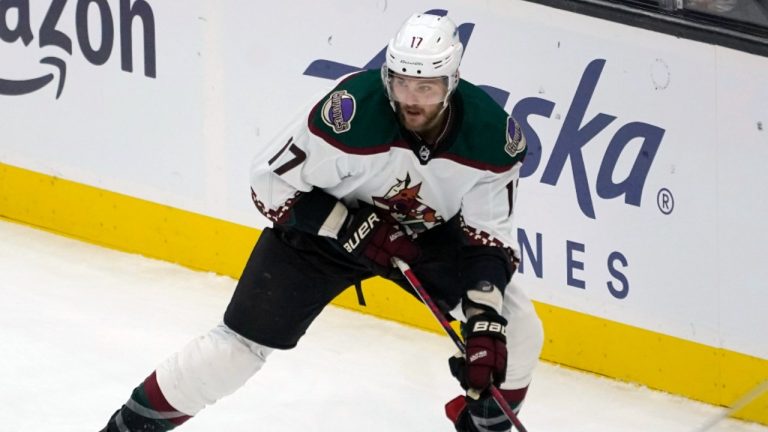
[438, 98, 451, 115]
[437, 70, 458, 114]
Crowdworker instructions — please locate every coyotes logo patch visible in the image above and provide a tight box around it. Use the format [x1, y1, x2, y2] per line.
[372, 174, 444, 235]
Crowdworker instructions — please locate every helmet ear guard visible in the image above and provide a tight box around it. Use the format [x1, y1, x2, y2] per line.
[382, 13, 463, 109]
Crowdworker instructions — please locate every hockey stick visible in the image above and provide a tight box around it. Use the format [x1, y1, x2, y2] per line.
[690, 379, 768, 432]
[392, 257, 528, 432]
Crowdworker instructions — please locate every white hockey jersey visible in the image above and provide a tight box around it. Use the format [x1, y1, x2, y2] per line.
[250, 70, 526, 255]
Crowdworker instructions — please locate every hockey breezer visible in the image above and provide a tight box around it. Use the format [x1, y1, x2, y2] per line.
[100, 12, 543, 432]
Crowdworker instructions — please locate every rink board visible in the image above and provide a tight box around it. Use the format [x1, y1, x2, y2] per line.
[1, 161, 766, 425]
[2, 0, 768, 426]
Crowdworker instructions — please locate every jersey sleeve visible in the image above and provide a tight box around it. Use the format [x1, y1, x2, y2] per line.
[458, 118, 527, 302]
[460, 164, 521, 255]
[249, 96, 351, 236]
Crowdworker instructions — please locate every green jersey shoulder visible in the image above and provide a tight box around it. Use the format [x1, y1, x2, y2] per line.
[307, 70, 527, 169]
[307, 70, 399, 152]
[448, 79, 527, 170]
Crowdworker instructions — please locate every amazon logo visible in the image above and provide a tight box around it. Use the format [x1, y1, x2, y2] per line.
[0, 0, 156, 99]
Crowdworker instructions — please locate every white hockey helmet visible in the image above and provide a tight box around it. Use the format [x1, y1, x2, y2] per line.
[382, 13, 463, 107]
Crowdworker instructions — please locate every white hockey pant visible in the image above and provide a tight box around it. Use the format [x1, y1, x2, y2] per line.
[153, 323, 274, 416]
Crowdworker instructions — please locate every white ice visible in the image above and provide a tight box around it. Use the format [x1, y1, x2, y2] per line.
[1, 219, 766, 432]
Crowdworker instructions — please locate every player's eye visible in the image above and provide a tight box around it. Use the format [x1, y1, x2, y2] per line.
[417, 84, 434, 93]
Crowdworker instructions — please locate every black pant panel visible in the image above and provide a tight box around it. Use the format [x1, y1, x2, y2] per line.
[224, 228, 370, 349]
[224, 222, 467, 349]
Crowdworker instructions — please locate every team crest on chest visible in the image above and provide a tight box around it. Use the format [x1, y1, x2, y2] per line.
[321, 90, 356, 133]
[372, 174, 444, 235]
[504, 116, 526, 157]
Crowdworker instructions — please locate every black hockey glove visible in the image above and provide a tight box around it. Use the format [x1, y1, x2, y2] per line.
[337, 206, 420, 274]
[449, 312, 508, 393]
[279, 188, 349, 238]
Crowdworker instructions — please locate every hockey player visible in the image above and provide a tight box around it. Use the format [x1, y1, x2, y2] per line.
[101, 12, 543, 432]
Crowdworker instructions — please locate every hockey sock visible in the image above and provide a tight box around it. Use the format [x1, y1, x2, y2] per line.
[103, 371, 192, 432]
[445, 387, 528, 432]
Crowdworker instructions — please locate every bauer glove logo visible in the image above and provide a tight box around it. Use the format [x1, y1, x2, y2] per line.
[469, 350, 488, 363]
[471, 321, 506, 335]
[342, 212, 381, 253]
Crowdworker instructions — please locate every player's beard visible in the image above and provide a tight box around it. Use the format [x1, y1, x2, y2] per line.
[397, 102, 446, 135]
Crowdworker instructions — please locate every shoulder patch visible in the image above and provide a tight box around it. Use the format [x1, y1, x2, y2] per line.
[504, 116, 526, 157]
[321, 90, 356, 133]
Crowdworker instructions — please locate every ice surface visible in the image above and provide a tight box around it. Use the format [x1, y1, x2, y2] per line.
[1, 219, 765, 431]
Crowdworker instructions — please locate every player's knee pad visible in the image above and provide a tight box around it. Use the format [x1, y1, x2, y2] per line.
[154, 322, 274, 415]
